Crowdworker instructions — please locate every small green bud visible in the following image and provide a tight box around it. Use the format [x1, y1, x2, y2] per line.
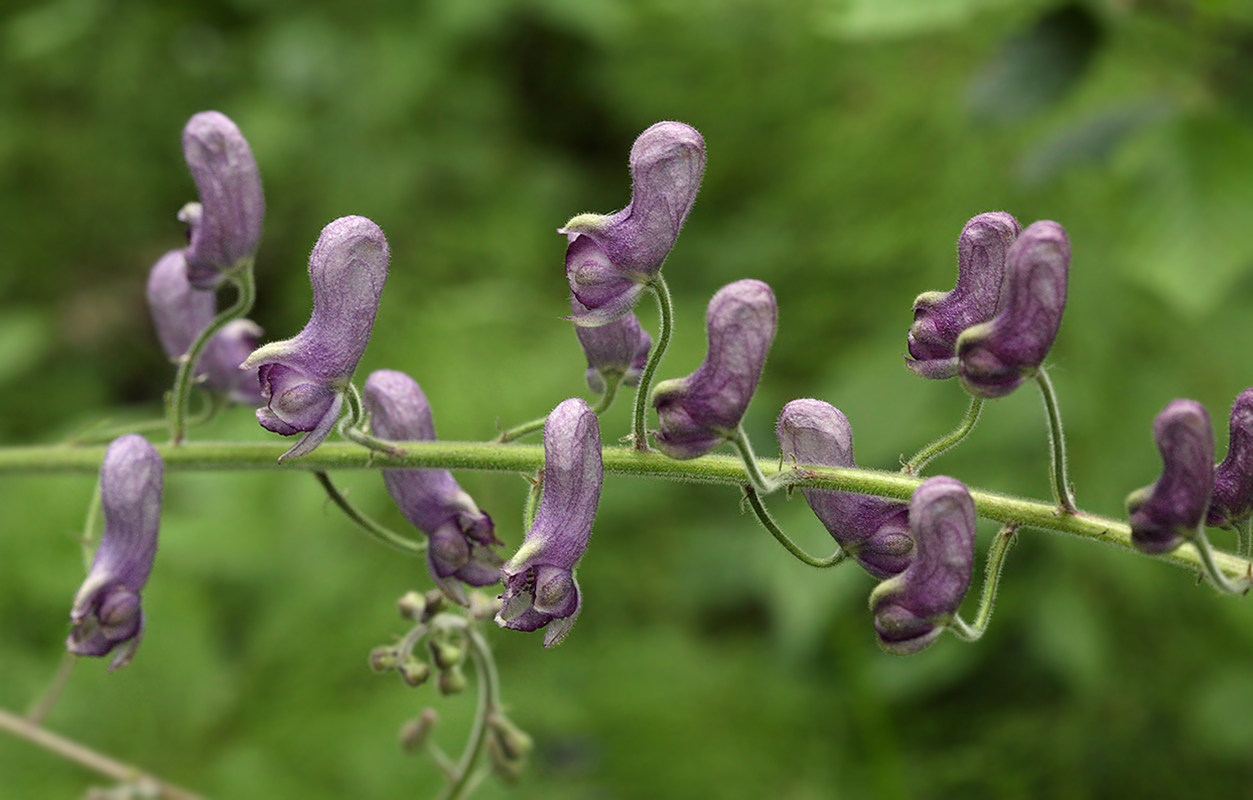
[428, 637, 465, 671]
[399, 657, 432, 687]
[369, 646, 399, 673]
[397, 591, 425, 620]
[399, 708, 439, 753]
[486, 713, 533, 783]
[423, 589, 447, 621]
[437, 664, 467, 695]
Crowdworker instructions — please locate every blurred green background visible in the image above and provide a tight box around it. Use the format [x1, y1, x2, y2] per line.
[5, 0, 1253, 796]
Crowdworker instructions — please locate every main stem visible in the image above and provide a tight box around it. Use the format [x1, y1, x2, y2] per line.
[3, 438, 1251, 583]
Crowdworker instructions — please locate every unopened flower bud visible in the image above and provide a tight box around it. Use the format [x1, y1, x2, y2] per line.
[399, 657, 432, 687]
[869, 476, 976, 655]
[487, 713, 533, 783]
[1127, 399, 1214, 554]
[427, 637, 465, 671]
[397, 591, 425, 621]
[572, 296, 652, 393]
[651, 279, 777, 459]
[400, 709, 439, 754]
[370, 646, 399, 673]
[437, 664, 467, 695]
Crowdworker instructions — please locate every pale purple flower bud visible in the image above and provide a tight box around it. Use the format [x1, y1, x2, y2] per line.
[364, 369, 502, 602]
[146, 248, 264, 404]
[180, 111, 264, 290]
[496, 398, 602, 647]
[777, 399, 912, 579]
[651, 279, 776, 459]
[1127, 399, 1214, 554]
[868, 476, 975, 656]
[67, 435, 163, 671]
[572, 296, 652, 394]
[906, 212, 1021, 379]
[955, 220, 1070, 398]
[241, 216, 389, 461]
[1209, 388, 1253, 527]
[562, 121, 705, 326]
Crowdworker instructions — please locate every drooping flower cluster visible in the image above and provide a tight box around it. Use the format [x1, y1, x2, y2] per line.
[651, 279, 777, 459]
[906, 213, 1070, 398]
[364, 369, 503, 602]
[242, 215, 390, 461]
[563, 121, 706, 327]
[67, 435, 164, 671]
[497, 398, 603, 646]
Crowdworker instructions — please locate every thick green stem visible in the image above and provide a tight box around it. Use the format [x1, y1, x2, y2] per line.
[743, 485, 846, 568]
[631, 276, 674, 452]
[3, 439, 1252, 584]
[167, 268, 256, 445]
[904, 397, 983, 475]
[1035, 369, 1076, 512]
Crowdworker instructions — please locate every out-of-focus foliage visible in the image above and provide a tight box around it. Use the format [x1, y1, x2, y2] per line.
[5, 0, 1253, 797]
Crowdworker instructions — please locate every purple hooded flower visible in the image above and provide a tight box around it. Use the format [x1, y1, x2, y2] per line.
[1127, 399, 1214, 555]
[146, 248, 264, 405]
[955, 220, 1070, 399]
[67, 434, 163, 671]
[572, 296, 652, 394]
[364, 369, 502, 602]
[496, 398, 602, 647]
[180, 111, 264, 290]
[868, 476, 976, 656]
[1209, 388, 1253, 528]
[906, 212, 1021, 380]
[651, 279, 777, 459]
[562, 121, 705, 326]
[777, 399, 913, 579]
[241, 215, 389, 461]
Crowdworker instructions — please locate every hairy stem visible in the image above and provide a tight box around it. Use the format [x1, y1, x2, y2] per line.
[903, 396, 983, 475]
[743, 485, 846, 568]
[631, 276, 674, 452]
[1035, 369, 1076, 512]
[948, 525, 1017, 642]
[312, 471, 426, 556]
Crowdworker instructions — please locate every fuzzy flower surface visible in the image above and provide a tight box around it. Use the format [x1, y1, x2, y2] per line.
[868, 476, 976, 656]
[67, 435, 163, 671]
[572, 296, 652, 394]
[364, 369, 502, 602]
[955, 220, 1070, 398]
[1127, 399, 1214, 555]
[146, 248, 264, 404]
[496, 398, 602, 647]
[563, 121, 705, 326]
[906, 212, 1021, 379]
[241, 215, 389, 461]
[180, 110, 264, 290]
[651, 279, 777, 459]
[777, 399, 912, 579]
[1209, 388, 1253, 528]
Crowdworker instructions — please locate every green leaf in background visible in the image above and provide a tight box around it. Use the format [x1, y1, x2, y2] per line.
[1113, 112, 1253, 318]
[0, 309, 50, 386]
[817, 0, 1029, 40]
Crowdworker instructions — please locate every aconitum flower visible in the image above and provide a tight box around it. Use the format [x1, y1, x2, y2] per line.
[906, 212, 1021, 379]
[651, 279, 776, 459]
[1209, 388, 1253, 528]
[572, 296, 652, 394]
[364, 369, 502, 603]
[497, 398, 602, 647]
[241, 215, 389, 461]
[562, 121, 705, 326]
[777, 399, 912, 579]
[1127, 399, 1214, 554]
[955, 220, 1070, 398]
[868, 476, 976, 656]
[146, 248, 264, 405]
[180, 111, 264, 290]
[67, 435, 163, 671]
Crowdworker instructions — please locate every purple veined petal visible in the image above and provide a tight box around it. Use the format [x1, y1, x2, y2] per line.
[868, 476, 976, 656]
[496, 398, 602, 646]
[777, 399, 913, 579]
[906, 212, 1021, 376]
[566, 235, 650, 327]
[955, 220, 1070, 399]
[1209, 388, 1253, 528]
[572, 295, 653, 393]
[67, 434, 163, 671]
[181, 111, 264, 290]
[652, 279, 777, 459]
[1127, 399, 1214, 555]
